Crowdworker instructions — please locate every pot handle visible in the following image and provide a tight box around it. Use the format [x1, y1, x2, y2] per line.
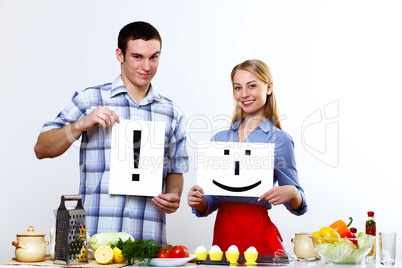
[44, 241, 49, 248]
[12, 241, 27, 249]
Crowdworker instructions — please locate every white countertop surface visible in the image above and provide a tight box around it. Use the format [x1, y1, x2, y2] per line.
[1, 259, 400, 268]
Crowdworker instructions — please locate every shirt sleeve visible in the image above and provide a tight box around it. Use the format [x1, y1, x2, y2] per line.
[40, 91, 87, 133]
[166, 107, 189, 174]
[274, 131, 307, 216]
[191, 195, 220, 217]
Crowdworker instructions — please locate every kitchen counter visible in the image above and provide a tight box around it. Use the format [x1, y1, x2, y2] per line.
[139, 259, 401, 268]
[1, 254, 401, 268]
[1, 260, 401, 268]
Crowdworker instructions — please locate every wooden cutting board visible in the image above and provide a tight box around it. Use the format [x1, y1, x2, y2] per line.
[0, 256, 126, 267]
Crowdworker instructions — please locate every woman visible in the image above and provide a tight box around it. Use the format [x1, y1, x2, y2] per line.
[188, 59, 307, 256]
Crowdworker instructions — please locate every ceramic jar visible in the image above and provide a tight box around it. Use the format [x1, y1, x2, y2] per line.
[12, 226, 49, 262]
[291, 232, 318, 259]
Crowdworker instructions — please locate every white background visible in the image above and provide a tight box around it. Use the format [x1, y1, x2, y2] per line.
[1, 0, 401, 262]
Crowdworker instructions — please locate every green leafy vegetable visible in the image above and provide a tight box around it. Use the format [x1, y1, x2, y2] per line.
[317, 239, 355, 263]
[316, 233, 374, 264]
[88, 232, 134, 251]
[115, 238, 162, 265]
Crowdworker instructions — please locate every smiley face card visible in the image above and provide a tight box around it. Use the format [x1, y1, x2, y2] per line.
[196, 141, 275, 197]
[109, 120, 166, 197]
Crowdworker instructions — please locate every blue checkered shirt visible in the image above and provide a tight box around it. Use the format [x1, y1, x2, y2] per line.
[41, 76, 189, 243]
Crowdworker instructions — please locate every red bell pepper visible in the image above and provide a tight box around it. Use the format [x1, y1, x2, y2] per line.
[341, 230, 358, 248]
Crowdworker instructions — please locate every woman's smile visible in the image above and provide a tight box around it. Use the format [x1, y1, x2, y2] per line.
[242, 100, 255, 106]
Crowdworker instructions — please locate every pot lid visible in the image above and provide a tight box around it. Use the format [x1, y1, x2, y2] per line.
[17, 226, 45, 237]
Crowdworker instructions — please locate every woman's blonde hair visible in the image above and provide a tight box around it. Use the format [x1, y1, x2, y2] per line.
[230, 59, 282, 130]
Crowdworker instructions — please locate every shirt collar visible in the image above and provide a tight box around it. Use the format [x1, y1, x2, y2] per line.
[230, 118, 244, 131]
[110, 75, 162, 105]
[110, 75, 126, 97]
[231, 117, 274, 134]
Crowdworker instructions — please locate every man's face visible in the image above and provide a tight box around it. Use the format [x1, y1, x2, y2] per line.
[117, 39, 161, 92]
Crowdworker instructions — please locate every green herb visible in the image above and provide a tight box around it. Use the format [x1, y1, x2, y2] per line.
[115, 238, 162, 265]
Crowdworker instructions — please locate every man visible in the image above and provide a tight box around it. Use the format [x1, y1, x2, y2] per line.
[34, 21, 189, 244]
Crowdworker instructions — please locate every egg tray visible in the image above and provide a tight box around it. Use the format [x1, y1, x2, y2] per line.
[196, 255, 289, 265]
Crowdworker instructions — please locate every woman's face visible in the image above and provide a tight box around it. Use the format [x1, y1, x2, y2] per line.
[233, 69, 272, 118]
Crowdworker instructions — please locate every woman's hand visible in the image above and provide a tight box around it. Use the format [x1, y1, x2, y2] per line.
[187, 185, 207, 212]
[258, 185, 302, 210]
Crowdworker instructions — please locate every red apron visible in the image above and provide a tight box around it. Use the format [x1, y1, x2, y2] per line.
[213, 201, 284, 256]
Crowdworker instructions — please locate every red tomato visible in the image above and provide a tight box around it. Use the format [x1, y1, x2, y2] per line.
[170, 245, 190, 258]
[158, 251, 171, 258]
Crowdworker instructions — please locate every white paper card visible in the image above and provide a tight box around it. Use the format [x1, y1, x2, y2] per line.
[109, 120, 166, 197]
[196, 141, 275, 197]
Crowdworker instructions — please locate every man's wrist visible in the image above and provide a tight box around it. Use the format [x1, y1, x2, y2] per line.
[65, 122, 82, 143]
[168, 192, 181, 199]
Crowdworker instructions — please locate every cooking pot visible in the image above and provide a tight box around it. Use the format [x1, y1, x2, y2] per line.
[12, 226, 49, 262]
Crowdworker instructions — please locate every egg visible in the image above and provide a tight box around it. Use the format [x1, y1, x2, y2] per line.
[194, 246, 208, 260]
[195, 246, 207, 253]
[225, 245, 239, 264]
[209, 245, 223, 261]
[226, 245, 239, 253]
[209, 245, 222, 253]
[245, 246, 257, 253]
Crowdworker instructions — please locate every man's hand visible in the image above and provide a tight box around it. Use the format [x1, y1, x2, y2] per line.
[34, 106, 119, 159]
[152, 193, 181, 214]
[76, 106, 120, 132]
[152, 173, 183, 214]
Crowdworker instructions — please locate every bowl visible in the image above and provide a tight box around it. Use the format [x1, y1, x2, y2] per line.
[88, 249, 95, 259]
[311, 236, 375, 264]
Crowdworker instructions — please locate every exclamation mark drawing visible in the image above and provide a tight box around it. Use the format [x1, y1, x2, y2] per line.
[132, 130, 141, 181]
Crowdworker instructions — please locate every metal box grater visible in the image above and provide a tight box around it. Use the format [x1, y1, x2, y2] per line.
[54, 195, 88, 265]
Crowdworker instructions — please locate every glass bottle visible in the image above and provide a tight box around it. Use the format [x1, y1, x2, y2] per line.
[365, 211, 376, 261]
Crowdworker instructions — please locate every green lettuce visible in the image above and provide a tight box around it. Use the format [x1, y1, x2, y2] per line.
[317, 239, 355, 263]
[88, 232, 134, 251]
[342, 232, 374, 263]
[316, 232, 374, 264]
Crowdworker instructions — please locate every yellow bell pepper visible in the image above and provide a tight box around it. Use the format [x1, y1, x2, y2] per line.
[319, 226, 340, 243]
[311, 231, 327, 245]
[312, 226, 341, 245]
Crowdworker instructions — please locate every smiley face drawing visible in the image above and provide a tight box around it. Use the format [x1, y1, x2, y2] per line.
[196, 141, 275, 197]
